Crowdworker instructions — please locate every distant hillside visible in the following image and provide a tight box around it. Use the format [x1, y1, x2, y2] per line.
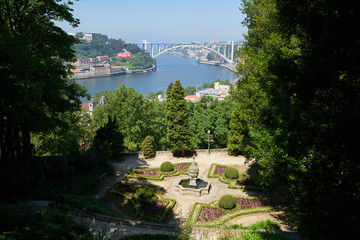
[72, 33, 155, 70]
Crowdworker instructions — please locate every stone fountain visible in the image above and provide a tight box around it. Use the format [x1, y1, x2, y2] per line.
[174, 155, 211, 196]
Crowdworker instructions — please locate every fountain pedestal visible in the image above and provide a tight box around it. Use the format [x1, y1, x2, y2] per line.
[174, 155, 211, 196]
[188, 160, 199, 186]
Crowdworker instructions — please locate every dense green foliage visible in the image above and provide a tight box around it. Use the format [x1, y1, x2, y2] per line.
[93, 116, 124, 159]
[142, 136, 155, 159]
[146, 91, 165, 100]
[92, 86, 168, 152]
[0, 205, 93, 239]
[72, 33, 155, 70]
[185, 86, 196, 96]
[0, 0, 87, 169]
[166, 80, 196, 156]
[189, 98, 235, 149]
[198, 79, 231, 90]
[160, 161, 174, 172]
[230, 220, 280, 231]
[92, 85, 234, 152]
[224, 167, 239, 179]
[136, 185, 155, 200]
[219, 195, 236, 210]
[219, 231, 290, 240]
[229, 0, 360, 238]
[72, 33, 124, 58]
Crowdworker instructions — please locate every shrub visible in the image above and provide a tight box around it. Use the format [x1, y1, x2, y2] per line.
[160, 161, 174, 172]
[136, 186, 154, 200]
[141, 136, 155, 159]
[219, 195, 236, 210]
[225, 167, 239, 179]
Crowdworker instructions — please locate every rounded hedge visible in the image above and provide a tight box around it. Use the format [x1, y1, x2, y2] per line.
[225, 167, 239, 179]
[160, 161, 174, 172]
[219, 195, 236, 210]
[136, 186, 154, 200]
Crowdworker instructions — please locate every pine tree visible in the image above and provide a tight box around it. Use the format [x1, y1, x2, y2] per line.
[141, 136, 155, 159]
[165, 80, 195, 156]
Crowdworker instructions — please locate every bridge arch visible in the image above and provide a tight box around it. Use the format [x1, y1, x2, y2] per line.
[153, 44, 233, 63]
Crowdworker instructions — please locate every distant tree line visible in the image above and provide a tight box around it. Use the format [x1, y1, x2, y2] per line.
[72, 33, 155, 69]
[90, 82, 234, 153]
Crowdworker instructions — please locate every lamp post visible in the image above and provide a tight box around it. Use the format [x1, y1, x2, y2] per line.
[208, 130, 211, 155]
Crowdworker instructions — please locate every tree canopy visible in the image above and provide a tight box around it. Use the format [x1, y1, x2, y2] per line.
[230, 0, 360, 238]
[165, 80, 195, 156]
[0, 0, 87, 167]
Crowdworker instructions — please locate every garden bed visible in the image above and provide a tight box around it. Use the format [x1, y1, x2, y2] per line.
[109, 182, 176, 223]
[207, 163, 261, 190]
[187, 195, 272, 227]
[125, 162, 192, 180]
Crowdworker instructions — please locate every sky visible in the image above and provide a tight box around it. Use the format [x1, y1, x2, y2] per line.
[56, 0, 247, 43]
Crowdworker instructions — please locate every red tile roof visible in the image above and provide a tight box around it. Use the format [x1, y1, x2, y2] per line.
[81, 103, 89, 111]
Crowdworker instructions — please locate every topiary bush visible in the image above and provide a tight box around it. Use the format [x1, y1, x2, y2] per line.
[160, 161, 174, 172]
[141, 135, 155, 159]
[219, 195, 236, 210]
[225, 167, 239, 179]
[135, 186, 154, 200]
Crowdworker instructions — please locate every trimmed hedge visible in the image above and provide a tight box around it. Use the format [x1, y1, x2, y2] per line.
[225, 167, 239, 179]
[219, 195, 236, 210]
[136, 186, 154, 200]
[160, 161, 174, 172]
[109, 182, 176, 223]
[207, 163, 261, 190]
[125, 162, 191, 181]
[187, 195, 272, 227]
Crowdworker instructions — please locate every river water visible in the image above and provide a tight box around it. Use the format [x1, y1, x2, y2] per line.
[75, 54, 236, 98]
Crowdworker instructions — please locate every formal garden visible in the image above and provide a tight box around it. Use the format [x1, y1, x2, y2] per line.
[99, 151, 283, 233]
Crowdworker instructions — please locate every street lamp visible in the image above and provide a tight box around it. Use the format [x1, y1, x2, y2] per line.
[208, 130, 211, 155]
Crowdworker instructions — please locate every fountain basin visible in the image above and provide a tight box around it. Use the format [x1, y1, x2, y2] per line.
[175, 178, 211, 196]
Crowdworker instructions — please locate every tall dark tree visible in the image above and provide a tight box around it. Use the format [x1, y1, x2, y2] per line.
[231, 0, 360, 238]
[165, 80, 195, 156]
[0, 0, 87, 167]
[93, 116, 124, 159]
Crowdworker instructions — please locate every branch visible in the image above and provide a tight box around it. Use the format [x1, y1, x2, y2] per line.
[5, 0, 16, 35]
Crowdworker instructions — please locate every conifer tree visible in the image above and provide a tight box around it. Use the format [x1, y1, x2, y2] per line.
[165, 80, 195, 156]
[93, 116, 124, 159]
[141, 136, 155, 159]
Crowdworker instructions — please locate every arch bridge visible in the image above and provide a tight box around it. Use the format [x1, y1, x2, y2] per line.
[130, 40, 241, 70]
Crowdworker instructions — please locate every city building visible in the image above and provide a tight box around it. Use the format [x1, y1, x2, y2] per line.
[214, 81, 230, 91]
[67, 32, 93, 43]
[81, 95, 107, 116]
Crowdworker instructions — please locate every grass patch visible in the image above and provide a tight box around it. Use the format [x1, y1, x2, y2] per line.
[229, 220, 280, 231]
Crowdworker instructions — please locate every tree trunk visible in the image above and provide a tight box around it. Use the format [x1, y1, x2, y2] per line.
[21, 124, 32, 161]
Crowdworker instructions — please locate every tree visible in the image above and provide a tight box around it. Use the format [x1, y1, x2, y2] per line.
[185, 86, 196, 96]
[0, 1, 87, 167]
[141, 136, 155, 159]
[231, 0, 360, 238]
[165, 80, 195, 156]
[93, 116, 124, 159]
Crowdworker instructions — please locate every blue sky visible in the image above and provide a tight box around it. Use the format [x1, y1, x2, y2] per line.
[57, 0, 247, 43]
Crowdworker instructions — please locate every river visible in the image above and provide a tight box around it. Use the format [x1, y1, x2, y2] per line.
[75, 54, 236, 98]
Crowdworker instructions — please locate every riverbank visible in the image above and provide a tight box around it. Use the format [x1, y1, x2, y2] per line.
[70, 64, 157, 80]
[196, 59, 236, 72]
